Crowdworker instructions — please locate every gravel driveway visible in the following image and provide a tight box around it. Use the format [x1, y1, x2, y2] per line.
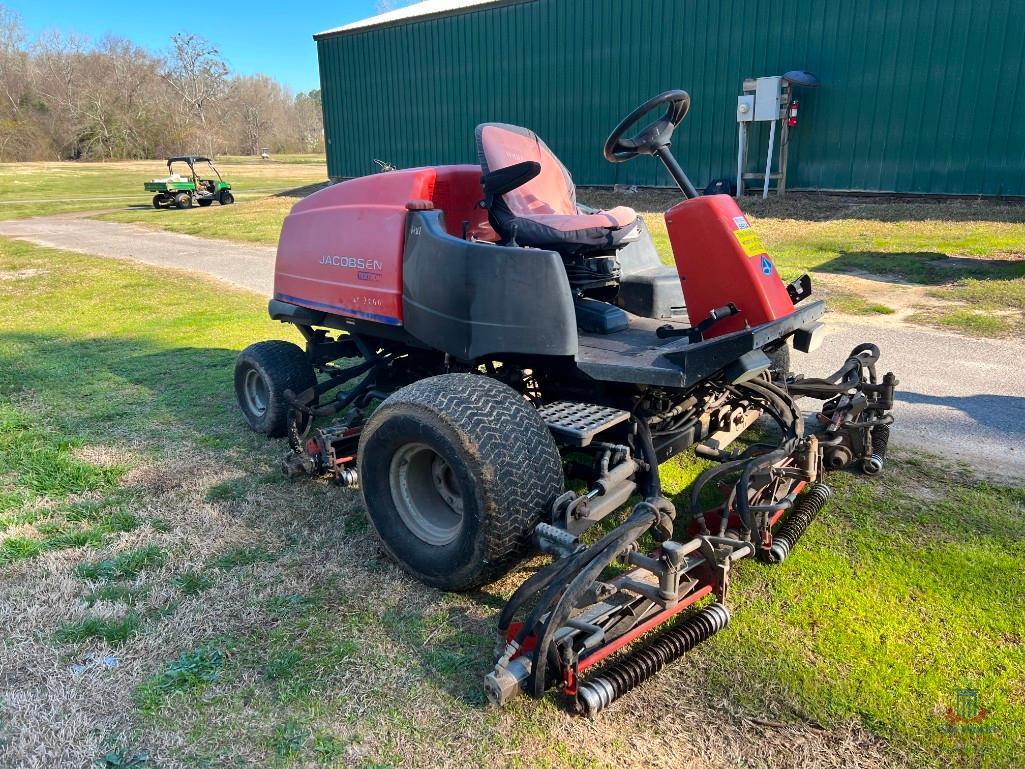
[3, 215, 1023, 478]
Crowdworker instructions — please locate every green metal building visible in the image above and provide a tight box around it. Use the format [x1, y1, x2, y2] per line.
[315, 0, 1025, 196]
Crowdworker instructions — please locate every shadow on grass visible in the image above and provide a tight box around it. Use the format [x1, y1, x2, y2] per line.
[815, 250, 1025, 285]
[741, 193, 1025, 224]
[375, 603, 496, 708]
[0, 332, 253, 450]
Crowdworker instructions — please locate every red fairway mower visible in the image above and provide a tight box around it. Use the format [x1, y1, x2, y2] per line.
[235, 91, 897, 714]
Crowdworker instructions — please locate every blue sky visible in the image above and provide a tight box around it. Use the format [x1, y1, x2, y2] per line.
[9, 0, 391, 92]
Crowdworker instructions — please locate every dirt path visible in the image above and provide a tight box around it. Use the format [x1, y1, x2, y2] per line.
[2, 215, 1023, 478]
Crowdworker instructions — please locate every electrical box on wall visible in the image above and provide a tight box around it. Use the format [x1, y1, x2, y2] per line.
[754, 76, 783, 121]
[736, 71, 819, 198]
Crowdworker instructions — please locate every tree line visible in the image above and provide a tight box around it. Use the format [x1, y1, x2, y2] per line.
[0, 6, 324, 162]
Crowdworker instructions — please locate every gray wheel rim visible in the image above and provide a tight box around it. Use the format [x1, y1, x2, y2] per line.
[242, 367, 269, 418]
[389, 442, 464, 546]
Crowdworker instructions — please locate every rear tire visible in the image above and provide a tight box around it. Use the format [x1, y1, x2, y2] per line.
[358, 374, 563, 591]
[234, 340, 317, 437]
[174, 192, 192, 209]
[197, 199, 213, 207]
[152, 194, 164, 209]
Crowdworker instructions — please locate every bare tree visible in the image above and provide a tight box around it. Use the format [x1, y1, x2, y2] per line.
[0, 6, 27, 159]
[31, 30, 87, 159]
[227, 74, 291, 155]
[294, 90, 324, 153]
[161, 33, 229, 155]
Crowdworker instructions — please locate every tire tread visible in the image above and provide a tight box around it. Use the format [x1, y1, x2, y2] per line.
[235, 340, 316, 437]
[360, 373, 563, 589]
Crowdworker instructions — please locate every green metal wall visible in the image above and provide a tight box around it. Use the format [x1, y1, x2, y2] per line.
[317, 0, 1025, 195]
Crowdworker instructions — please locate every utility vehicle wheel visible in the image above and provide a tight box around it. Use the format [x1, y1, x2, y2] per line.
[234, 340, 317, 437]
[197, 199, 213, 207]
[220, 190, 234, 205]
[358, 374, 564, 591]
[152, 194, 164, 209]
[174, 192, 192, 209]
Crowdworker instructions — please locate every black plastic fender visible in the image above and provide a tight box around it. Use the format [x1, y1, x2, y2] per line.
[402, 210, 578, 360]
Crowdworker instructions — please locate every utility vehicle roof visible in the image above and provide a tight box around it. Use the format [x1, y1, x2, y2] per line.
[167, 156, 213, 164]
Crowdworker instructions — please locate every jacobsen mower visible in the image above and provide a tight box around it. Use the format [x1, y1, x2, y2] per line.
[234, 91, 897, 714]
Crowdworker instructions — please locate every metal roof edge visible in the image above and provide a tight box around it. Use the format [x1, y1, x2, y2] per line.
[314, 0, 535, 41]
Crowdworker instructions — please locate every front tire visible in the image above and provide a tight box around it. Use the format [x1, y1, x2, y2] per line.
[220, 190, 234, 205]
[234, 340, 317, 437]
[358, 374, 563, 591]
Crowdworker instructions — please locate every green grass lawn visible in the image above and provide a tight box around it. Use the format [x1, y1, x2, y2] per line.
[1, 235, 1022, 768]
[0, 158, 327, 219]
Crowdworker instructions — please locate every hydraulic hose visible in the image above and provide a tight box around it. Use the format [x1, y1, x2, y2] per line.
[508, 503, 663, 646]
[497, 551, 583, 636]
[741, 378, 803, 436]
[689, 458, 749, 533]
[698, 378, 802, 535]
[528, 507, 657, 698]
[792, 343, 881, 391]
[734, 446, 791, 532]
[633, 418, 661, 499]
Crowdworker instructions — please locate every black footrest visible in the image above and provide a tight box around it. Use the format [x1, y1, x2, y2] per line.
[539, 401, 631, 447]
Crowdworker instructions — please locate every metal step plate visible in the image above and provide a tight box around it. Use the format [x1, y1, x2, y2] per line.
[539, 401, 631, 447]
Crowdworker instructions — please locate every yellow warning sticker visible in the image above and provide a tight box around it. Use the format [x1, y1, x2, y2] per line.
[733, 228, 767, 257]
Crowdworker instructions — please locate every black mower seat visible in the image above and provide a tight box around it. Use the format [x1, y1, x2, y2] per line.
[475, 123, 640, 252]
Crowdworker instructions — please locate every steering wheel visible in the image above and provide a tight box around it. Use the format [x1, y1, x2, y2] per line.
[604, 90, 691, 163]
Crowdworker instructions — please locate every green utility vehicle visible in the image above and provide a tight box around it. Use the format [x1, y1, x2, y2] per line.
[145, 156, 235, 209]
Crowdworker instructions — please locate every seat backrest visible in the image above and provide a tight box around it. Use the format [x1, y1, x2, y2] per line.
[475, 123, 577, 219]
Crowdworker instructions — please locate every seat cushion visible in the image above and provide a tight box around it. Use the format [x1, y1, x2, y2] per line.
[514, 210, 640, 250]
[526, 207, 636, 233]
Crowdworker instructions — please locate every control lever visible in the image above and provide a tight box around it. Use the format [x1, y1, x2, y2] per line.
[656, 303, 739, 343]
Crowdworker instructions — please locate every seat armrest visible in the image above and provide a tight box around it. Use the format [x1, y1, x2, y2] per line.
[481, 161, 541, 198]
